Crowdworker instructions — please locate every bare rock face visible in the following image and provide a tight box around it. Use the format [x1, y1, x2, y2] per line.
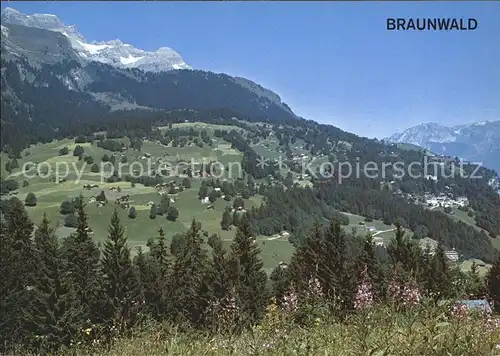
[1, 7, 190, 72]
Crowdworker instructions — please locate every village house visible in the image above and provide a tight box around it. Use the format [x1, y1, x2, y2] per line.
[445, 248, 459, 262]
[280, 231, 290, 239]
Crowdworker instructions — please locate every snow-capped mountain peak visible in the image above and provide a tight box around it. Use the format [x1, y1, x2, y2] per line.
[1, 7, 190, 72]
[386, 120, 500, 173]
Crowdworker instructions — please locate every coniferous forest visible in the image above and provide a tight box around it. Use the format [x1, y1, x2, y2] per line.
[1, 195, 499, 354]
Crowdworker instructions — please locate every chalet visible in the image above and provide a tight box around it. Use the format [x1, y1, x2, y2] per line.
[445, 248, 459, 262]
[280, 231, 291, 238]
[278, 261, 289, 269]
[373, 237, 384, 247]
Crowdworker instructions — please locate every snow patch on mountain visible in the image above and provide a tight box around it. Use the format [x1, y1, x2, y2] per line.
[1, 7, 190, 72]
[386, 120, 500, 173]
[120, 55, 144, 65]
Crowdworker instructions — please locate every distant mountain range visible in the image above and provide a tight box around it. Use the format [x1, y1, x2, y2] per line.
[387, 121, 500, 173]
[1, 7, 190, 72]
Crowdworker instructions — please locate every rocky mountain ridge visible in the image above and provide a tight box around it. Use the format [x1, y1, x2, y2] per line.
[1, 7, 190, 72]
[387, 121, 500, 173]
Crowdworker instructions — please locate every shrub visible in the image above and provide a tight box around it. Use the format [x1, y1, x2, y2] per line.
[166, 206, 179, 221]
[60, 200, 74, 214]
[73, 145, 84, 157]
[64, 213, 78, 228]
[25, 192, 37, 206]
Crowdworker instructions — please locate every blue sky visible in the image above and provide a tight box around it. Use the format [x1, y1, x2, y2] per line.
[2, 2, 499, 138]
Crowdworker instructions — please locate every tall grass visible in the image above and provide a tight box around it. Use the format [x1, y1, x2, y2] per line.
[51, 302, 500, 356]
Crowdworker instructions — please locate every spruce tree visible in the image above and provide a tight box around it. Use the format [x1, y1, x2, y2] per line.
[465, 261, 486, 299]
[1, 198, 37, 349]
[207, 234, 232, 303]
[486, 251, 500, 313]
[145, 228, 172, 319]
[221, 209, 232, 230]
[101, 210, 140, 332]
[28, 214, 82, 351]
[149, 204, 157, 219]
[288, 222, 323, 293]
[358, 234, 384, 299]
[317, 219, 352, 310]
[429, 241, 453, 300]
[61, 195, 102, 325]
[158, 195, 170, 215]
[229, 215, 269, 328]
[205, 234, 234, 330]
[387, 222, 422, 276]
[171, 220, 208, 326]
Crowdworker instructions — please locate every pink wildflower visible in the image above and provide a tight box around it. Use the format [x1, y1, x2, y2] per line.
[387, 279, 400, 302]
[282, 286, 299, 313]
[307, 276, 323, 298]
[401, 280, 420, 307]
[387, 276, 421, 307]
[484, 317, 500, 334]
[354, 267, 374, 310]
[451, 301, 469, 320]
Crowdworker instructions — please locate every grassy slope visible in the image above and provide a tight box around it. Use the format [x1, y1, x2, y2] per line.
[2, 123, 498, 272]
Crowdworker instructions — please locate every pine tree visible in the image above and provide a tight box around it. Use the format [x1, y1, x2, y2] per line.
[207, 234, 232, 302]
[101, 210, 140, 332]
[465, 261, 486, 299]
[61, 195, 102, 325]
[220, 209, 232, 230]
[387, 222, 422, 276]
[229, 215, 269, 329]
[358, 234, 385, 299]
[170, 220, 208, 326]
[158, 195, 170, 215]
[149, 204, 157, 219]
[144, 228, 172, 319]
[486, 251, 500, 313]
[28, 214, 82, 351]
[428, 241, 453, 300]
[205, 234, 235, 330]
[232, 211, 241, 226]
[317, 219, 352, 310]
[288, 222, 323, 293]
[1, 198, 37, 349]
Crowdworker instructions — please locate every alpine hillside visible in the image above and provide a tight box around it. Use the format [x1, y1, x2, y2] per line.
[1, 8, 297, 152]
[1, 7, 499, 264]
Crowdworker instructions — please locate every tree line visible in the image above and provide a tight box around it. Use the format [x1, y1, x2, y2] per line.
[1, 195, 499, 354]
